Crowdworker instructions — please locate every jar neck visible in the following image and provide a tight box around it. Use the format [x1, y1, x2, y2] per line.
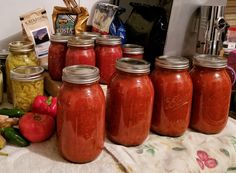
[156, 66, 189, 72]
[194, 65, 225, 71]
[116, 69, 149, 76]
[68, 45, 94, 50]
[63, 81, 99, 87]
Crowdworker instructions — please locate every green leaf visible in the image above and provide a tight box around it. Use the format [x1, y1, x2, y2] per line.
[146, 148, 155, 156]
[227, 167, 236, 171]
[220, 148, 230, 157]
[172, 147, 186, 151]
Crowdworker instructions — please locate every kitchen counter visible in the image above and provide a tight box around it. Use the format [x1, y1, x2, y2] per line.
[1, 95, 236, 173]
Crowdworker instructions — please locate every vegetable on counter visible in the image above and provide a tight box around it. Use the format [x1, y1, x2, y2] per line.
[32, 95, 57, 118]
[0, 108, 24, 118]
[19, 112, 55, 143]
[0, 134, 6, 149]
[0, 127, 29, 147]
[0, 115, 18, 128]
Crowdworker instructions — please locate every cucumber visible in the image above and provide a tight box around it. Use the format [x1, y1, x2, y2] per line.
[0, 108, 24, 118]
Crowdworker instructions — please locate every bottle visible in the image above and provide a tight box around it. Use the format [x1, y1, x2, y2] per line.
[6, 41, 39, 103]
[10, 66, 44, 112]
[106, 58, 154, 146]
[190, 54, 231, 134]
[57, 65, 105, 163]
[150, 56, 193, 136]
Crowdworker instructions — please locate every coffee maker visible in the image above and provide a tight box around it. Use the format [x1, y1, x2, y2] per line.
[114, 0, 228, 58]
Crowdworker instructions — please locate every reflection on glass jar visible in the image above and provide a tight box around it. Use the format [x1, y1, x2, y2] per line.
[151, 56, 193, 137]
[190, 55, 231, 134]
[57, 65, 105, 163]
[10, 66, 44, 112]
[6, 41, 39, 103]
[106, 58, 154, 146]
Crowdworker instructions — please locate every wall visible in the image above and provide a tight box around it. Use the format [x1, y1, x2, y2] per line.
[0, 0, 109, 50]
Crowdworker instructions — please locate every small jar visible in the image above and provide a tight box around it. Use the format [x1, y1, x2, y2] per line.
[10, 66, 44, 112]
[106, 58, 154, 146]
[57, 65, 105, 163]
[6, 41, 39, 103]
[66, 37, 95, 66]
[190, 55, 231, 134]
[48, 34, 69, 81]
[122, 44, 144, 59]
[96, 35, 122, 84]
[151, 56, 193, 137]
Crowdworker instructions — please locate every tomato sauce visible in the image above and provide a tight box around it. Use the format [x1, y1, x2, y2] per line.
[106, 58, 154, 146]
[151, 56, 193, 137]
[66, 37, 95, 66]
[57, 65, 105, 163]
[48, 34, 68, 81]
[190, 55, 231, 134]
[96, 36, 122, 84]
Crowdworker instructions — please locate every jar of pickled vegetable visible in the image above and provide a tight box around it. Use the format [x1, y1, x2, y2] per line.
[10, 66, 44, 112]
[96, 36, 122, 84]
[48, 34, 69, 81]
[151, 56, 193, 137]
[122, 44, 144, 59]
[190, 55, 232, 134]
[6, 41, 39, 103]
[66, 37, 95, 66]
[57, 65, 105, 163]
[106, 58, 154, 146]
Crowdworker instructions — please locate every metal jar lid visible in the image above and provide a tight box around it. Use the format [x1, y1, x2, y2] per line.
[10, 66, 44, 81]
[96, 35, 121, 45]
[68, 36, 94, 47]
[62, 65, 100, 84]
[122, 44, 144, 54]
[116, 57, 150, 74]
[50, 33, 70, 43]
[9, 41, 34, 53]
[155, 56, 189, 69]
[193, 54, 227, 68]
[76, 32, 101, 41]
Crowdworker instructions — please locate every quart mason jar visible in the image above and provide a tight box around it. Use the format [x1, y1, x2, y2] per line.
[150, 56, 193, 137]
[6, 41, 39, 103]
[106, 58, 154, 146]
[96, 35, 122, 84]
[48, 34, 69, 81]
[10, 66, 44, 112]
[66, 37, 96, 66]
[57, 65, 105, 163]
[190, 55, 232, 134]
[122, 44, 144, 59]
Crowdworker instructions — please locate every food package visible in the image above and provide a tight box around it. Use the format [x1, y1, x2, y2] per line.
[20, 8, 51, 67]
[52, 5, 89, 35]
[92, 3, 118, 34]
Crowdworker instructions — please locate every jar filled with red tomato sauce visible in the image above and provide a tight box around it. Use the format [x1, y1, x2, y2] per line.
[106, 58, 154, 146]
[122, 44, 144, 59]
[48, 34, 69, 81]
[66, 37, 95, 66]
[57, 65, 105, 163]
[151, 56, 193, 137]
[190, 55, 232, 134]
[96, 36, 122, 84]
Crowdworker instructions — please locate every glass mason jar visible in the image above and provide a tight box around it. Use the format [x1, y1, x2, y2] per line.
[106, 58, 154, 146]
[10, 66, 44, 112]
[57, 65, 105, 163]
[122, 44, 144, 59]
[190, 55, 232, 134]
[66, 37, 96, 66]
[96, 35, 122, 84]
[76, 32, 101, 42]
[151, 56, 193, 137]
[6, 41, 39, 103]
[48, 34, 69, 81]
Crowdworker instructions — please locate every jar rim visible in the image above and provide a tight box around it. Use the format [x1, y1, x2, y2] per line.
[193, 54, 227, 68]
[122, 44, 144, 54]
[10, 66, 44, 81]
[155, 56, 189, 69]
[96, 35, 121, 45]
[68, 36, 94, 47]
[62, 65, 100, 84]
[50, 33, 71, 42]
[116, 57, 150, 74]
[9, 41, 34, 53]
[76, 32, 101, 40]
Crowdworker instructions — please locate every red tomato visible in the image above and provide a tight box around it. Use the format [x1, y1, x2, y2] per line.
[19, 112, 55, 143]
